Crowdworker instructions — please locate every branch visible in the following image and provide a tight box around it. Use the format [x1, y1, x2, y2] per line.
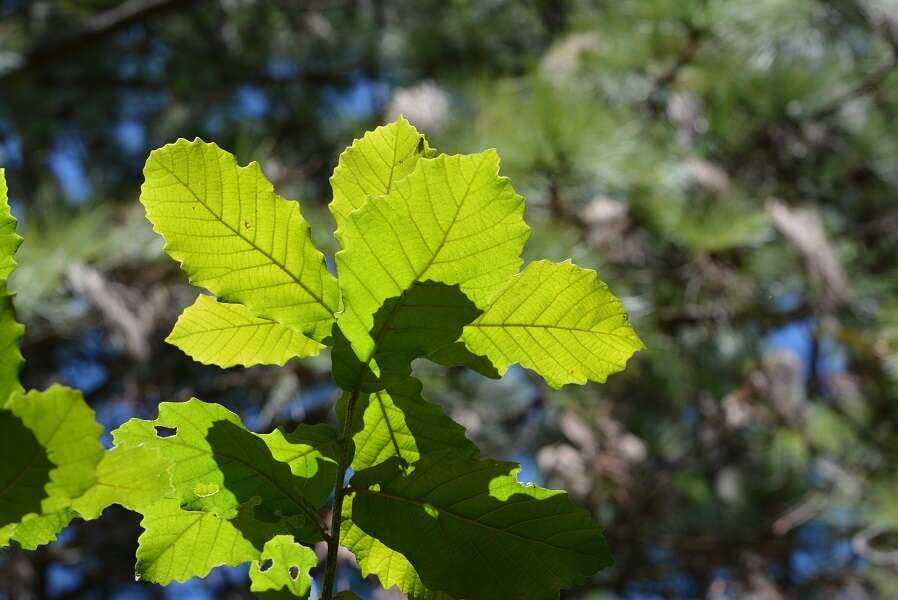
[0, 0, 204, 83]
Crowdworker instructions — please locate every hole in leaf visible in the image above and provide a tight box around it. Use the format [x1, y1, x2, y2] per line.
[259, 558, 273, 572]
[288, 565, 299, 580]
[155, 426, 177, 438]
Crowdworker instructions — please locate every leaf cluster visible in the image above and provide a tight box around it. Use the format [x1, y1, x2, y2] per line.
[0, 120, 642, 599]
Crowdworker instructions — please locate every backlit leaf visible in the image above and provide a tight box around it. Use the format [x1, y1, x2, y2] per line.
[351, 451, 613, 600]
[141, 139, 340, 341]
[113, 399, 324, 534]
[167, 295, 324, 368]
[336, 150, 530, 363]
[249, 535, 317, 598]
[330, 117, 435, 234]
[463, 260, 643, 388]
[136, 499, 258, 584]
[73, 446, 173, 519]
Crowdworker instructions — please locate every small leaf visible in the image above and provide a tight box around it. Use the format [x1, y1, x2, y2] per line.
[167, 295, 324, 368]
[136, 499, 258, 584]
[350, 451, 613, 600]
[329, 117, 435, 233]
[336, 150, 530, 363]
[249, 535, 317, 598]
[141, 139, 340, 341]
[72, 446, 173, 520]
[113, 399, 324, 534]
[463, 260, 643, 388]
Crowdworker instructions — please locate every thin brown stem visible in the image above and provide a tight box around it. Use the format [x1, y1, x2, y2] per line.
[321, 386, 362, 600]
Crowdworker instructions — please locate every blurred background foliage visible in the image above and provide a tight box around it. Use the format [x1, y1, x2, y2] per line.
[2, 0, 898, 598]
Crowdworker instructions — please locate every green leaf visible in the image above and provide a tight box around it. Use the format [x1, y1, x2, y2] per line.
[350, 451, 613, 600]
[340, 376, 475, 600]
[0, 169, 22, 281]
[341, 496, 452, 600]
[0, 170, 23, 403]
[249, 535, 317, 599]
[72, 446, 173, 519]
[351, 377, 477, 471]
[335, 150, 530, 364]
[167, 295, 324, 368]
[0, 291, 24, 403]
[113, 399, 324, 535]
[7, 386, 104, 513]
[136, 499, 259, 584]
[463, 260, 643, 388]
[330, 117, 435, 233]
[141, 139, 340, 341]
[0, 386, 103, 548]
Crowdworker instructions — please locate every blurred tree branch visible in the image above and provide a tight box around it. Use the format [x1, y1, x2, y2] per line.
[0, 0, 205, 84]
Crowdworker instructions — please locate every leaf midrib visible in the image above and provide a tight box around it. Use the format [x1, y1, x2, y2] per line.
[152, 158, 337, 315]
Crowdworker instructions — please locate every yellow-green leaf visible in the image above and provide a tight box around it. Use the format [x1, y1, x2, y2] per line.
[141, 139, 340, 341]
[329, 116, 435, 233]
[249, 535, 317, 598]
[167, 295, 324, 368]
[335, 150, 530, 363]
[463, 260, 643, 388]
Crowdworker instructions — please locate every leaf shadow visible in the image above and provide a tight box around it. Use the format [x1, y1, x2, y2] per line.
[0, 410, 53, 528]
[204, 419, 329, 548]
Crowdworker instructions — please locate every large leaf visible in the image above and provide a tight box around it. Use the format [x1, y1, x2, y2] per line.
[113, 399, 324, 539]
[72, 446, 173, 519]
[141, 139, 340, 341]
[329, 117, 435, 233]
[135, 499, 259, 584]
[335, 150, 530, 363]
[463, 260, 644, 388]
[167, 295, 324, 368]
[249, 535, 317, 598]
[350, 452, 613, 600]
